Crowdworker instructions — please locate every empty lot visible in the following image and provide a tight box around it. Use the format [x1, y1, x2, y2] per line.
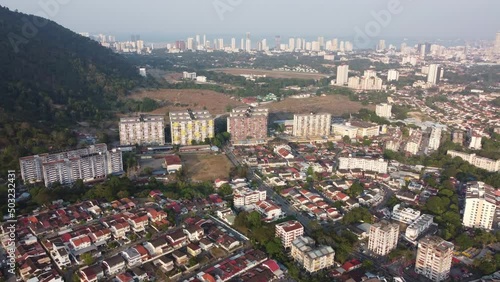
[267, 95, 373, 119]
[214, 68, 329, 80]
[128, 89, 244, 115]
[181, 153, 233, 182]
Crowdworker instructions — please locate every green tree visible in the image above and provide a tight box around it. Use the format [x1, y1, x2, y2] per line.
[347, 182, 364, 198]
[455, 233, 474, 251]
[342, 135, 351, 144]
[265, 238, 283, 259]
[218, 184, 233, 198]
[81, 253, 94, 266]
[342, 207, 373, 224]
[247, 211, 262, 228]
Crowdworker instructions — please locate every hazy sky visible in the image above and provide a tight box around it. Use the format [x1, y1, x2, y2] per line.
[1, 0, 499, 41]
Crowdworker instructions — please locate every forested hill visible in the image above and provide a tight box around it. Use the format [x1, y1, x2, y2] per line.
[0, 6, 144, 170]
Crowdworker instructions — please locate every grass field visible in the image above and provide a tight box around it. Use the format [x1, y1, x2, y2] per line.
[181, 153, 233, 182]
[213, 68, 329, 80]
[128, 89, 244, 115]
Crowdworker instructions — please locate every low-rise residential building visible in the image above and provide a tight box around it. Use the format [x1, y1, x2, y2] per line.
[163, 155, 182, 173]
[275, 220, 304, 248]
[183, 225, 204, 242]
[291, 236, 335, 273]
[110, 222, 130, 239]
[233, 187, 267, 208]
[128, 215, 149, 232]
[79, 265, 105, 282]
[406, 214, 434, 241]
[102, 255, 126, 276]
[187, 243, 202, 257]
[338, 156, 388, 174]
[89, 229, 112, 246]
[69, 235, 92, 252]
[392, 204, 421, 224]
[144, 237, 170, 256]
[122, 248, 142, 267]
[155, 256, 174, 272]
[253, 200, 282, 221]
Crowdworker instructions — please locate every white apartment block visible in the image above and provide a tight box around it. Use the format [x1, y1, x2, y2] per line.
[427, 127, 442, 151]
[119, 115, 165, 146]
[387, 69, 399, 81]
[336, 65, 349, 86]
[495, 32, 500, 55]
[293, 113, 331, 137]
[350, 121, 381, 138]
[462, 182, 498, 230]
[392, 204, 420, 224]
[415, 236, 454, 282]
[291, 236, 335, 273]
[331, 123, 358, 139]
[376, 103, 392, 118]
[405, 214, 434, 241]
[275, 220, 304, 248]
[233, 187, 266, 209]
[348, 70, 384, 91]
[183, 72, 197, 79]
[170, 110, 214, 145]
[20, 144, 123, 187]
[447, 150, 500, 172]
[468, 134, 482, 150]
[338, 156, 388, 174]
[404, 129, 422, 155]
[427, 64, 442, 85]
[368, 220, 399, 256]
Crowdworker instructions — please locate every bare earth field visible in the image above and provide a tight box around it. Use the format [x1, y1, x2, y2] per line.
[408, 111, 434, 122]
[267, 95, 373, 117]
[128, 89, 244, 115]
[181, 154, 233, 182]
[214, 68, 329, 80]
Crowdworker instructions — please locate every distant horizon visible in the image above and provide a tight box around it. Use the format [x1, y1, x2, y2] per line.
[1, 0, 498, 43]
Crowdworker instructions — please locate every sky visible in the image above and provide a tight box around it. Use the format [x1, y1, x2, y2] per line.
[1, 0, 499, 42]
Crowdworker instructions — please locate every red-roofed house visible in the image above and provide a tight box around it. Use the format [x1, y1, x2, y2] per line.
[79, 265, 104, 282]
[254, 200, 282, 221]
[89, 228, 111, 246]
[69, 235, 92, 251]
[164, 155, 182, 173]
[146, 208, 168, 223]
[128, 215, 149, 232]
[262, 259, 284, 278]
[110, 222, 130, 239]
[342, 259, 362, 272]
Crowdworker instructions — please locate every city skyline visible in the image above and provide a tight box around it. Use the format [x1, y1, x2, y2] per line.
[1, 0, 499, 41]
